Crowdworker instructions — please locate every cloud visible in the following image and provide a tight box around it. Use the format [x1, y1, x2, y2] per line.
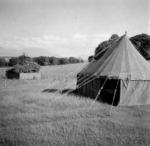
[0, 35, 67, 49]
[74, 33, 89, 39]
[74, 33, 110, 39]
[0, 33, 108, 58]
[149, 19, 150, 34]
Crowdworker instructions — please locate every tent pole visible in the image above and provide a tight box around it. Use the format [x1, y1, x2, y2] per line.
[109, 78, 120, 116]
[89, 76, 109, 110]
[133, 87, 142, 116]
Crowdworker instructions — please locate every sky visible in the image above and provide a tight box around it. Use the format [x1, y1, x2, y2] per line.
[0, 0, 149, 58]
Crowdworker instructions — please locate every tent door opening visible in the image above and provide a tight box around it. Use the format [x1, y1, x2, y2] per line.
[100, 78, 120, 106]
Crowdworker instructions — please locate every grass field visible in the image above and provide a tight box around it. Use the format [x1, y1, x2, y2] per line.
[0, 63, 150, 146]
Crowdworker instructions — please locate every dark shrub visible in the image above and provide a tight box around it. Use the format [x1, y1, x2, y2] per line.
[88, 56, 94, 62]
[59, 58, 69, 65]
[130, 34, 150, 60]
[9, 57, 20, 66]
[6, 62, 40, 79]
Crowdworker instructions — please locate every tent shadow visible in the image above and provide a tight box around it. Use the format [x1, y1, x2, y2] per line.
[42, 88, 77, 95]
[42, 89, 58, 93]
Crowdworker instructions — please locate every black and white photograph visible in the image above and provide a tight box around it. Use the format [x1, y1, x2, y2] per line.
[0, 0, 150, 145]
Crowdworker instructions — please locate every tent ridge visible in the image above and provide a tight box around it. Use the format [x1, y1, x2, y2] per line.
[125, 36, 131, 79]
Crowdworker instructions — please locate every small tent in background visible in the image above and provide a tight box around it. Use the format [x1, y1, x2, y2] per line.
[76, 33, 150, 106]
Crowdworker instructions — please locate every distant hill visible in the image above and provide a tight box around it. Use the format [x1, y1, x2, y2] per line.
[0, 47, 21, 57]
[22, 47, 60, 57]
[0, 47, 60, 57]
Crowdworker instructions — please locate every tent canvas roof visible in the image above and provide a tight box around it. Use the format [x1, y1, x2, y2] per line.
[79, 34, 150, 80]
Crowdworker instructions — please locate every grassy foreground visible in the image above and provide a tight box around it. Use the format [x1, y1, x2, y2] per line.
[0, 63, 150, 146]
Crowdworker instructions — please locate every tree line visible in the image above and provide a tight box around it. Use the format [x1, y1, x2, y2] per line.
[0, 54, 84, 67]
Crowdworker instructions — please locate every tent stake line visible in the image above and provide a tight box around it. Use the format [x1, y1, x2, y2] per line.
[77, 38, 120, 80]
[89, 76, 109, 110]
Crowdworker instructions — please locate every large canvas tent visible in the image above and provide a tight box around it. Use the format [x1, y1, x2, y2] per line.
[76, 34, 150, 106]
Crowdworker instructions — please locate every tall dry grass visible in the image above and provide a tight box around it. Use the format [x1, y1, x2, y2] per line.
[0, 63, 150, 146]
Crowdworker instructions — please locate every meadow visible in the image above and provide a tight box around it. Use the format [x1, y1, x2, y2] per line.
[0, 63, 150, 146]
